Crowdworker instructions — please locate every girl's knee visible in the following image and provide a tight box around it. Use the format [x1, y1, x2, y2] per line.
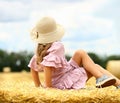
[72, 49, 87, 64]
[75, 49, 87, 56]
[72, 50, 87, 66]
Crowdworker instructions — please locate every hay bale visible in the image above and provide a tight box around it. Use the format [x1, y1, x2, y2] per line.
[21, 70, 27, 73]
[3, 67, 11, 73]
[106, 60, 120, 79]
[0, 73, 120, 103]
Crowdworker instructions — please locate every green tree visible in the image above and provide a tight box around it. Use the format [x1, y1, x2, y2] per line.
[0, 49, 33, 72]
[88, 52, 106, 68]
[0, 48, 120, 72]
[65, 54, 71, 61]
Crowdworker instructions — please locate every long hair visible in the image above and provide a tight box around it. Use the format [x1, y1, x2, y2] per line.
[36, 43, 52, 64]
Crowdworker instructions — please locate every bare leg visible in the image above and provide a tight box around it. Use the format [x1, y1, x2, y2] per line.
[72, 49, 103, 78]
[72, 49, 120, 87]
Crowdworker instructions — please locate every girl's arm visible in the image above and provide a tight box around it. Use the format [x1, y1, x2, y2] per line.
[31, 68, 41, 87]
[44, 66, 53, 88]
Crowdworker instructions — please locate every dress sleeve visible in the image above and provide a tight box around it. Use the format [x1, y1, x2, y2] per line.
[28, 55, 43, 72]
[40, 42, 67, 69]
[40, 53, 66, 69]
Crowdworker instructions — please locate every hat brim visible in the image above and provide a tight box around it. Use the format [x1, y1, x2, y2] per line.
[30, 24, 65, 44]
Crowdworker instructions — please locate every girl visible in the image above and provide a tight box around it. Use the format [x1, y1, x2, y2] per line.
[28, 17, 120, 90]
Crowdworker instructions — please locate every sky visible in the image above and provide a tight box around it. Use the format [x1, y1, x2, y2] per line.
[0, 0, 120, 56]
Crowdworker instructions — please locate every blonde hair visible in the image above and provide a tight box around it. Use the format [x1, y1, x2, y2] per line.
[36, 43, 52, 64]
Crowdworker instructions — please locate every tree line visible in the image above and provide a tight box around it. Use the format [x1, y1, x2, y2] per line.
[0, 49, 33, 72]
[0, 49, 120, 72]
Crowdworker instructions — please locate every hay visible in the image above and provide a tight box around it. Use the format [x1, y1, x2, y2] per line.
[107, 60, 120, 79]
[3, 67, 11, 73]
[0, 72, 120, 103]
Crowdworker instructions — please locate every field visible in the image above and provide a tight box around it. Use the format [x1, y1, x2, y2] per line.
[0, 72, 120, 103]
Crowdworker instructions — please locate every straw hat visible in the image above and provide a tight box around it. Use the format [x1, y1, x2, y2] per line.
[30, 17, 65, 44]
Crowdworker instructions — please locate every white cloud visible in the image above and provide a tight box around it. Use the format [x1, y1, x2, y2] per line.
[63, 34, 118, 56]
[0, 1, 30, 22]
[62, 15, 114, 52]
[29, 0, 108, 27]
[0, 0, 119, 56]
[0, 32, 11, 42]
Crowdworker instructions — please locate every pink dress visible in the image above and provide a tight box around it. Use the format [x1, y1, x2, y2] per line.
[28, 41, 88, 90]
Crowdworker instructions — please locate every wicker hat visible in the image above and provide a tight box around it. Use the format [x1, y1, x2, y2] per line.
[30, 17, 65, 44]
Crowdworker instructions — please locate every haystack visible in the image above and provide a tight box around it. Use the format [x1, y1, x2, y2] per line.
[3, 67, 11, 73]
[107, 60, 120, 79]
[0, 72, 120, 103]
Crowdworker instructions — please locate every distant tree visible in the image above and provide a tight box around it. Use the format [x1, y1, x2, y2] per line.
[0, 49, 10, 71]
[65, 54, 71, 61]
[17, 51, 33, 71]
[88, 52, 106, 68]
[0, 48, 120, 72]
[106, 55, 120, 60]
[8, 51, 33, 72]
[88, 52, 101, 63]
[0, 49, 33, 72]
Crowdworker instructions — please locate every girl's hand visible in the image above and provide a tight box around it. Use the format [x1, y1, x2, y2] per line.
[40, 84, 52, 88]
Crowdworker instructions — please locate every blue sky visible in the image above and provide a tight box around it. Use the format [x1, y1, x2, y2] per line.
[0, 0, 120, 56]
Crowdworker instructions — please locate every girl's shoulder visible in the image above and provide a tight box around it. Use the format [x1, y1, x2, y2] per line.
[52, 41, 64, 47]
[48, 41, 64, 52]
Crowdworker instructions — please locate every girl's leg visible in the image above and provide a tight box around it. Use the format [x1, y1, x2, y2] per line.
[72, 49, 103, 78]
[72, 49, 118, 87]
[95, 64, 120, 86]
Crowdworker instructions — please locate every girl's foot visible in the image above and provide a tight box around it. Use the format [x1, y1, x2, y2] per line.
[96, 75, 116, 88]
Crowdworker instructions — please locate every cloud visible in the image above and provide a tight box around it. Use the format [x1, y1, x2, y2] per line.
[63, 35, 117, 55]
[61, 14, 116, 55]
[0, 32, 11, 41]
[94, 0, 120, 43]
[29, 0, 108, 21]
[0, 0, 31, 2]
[0, 31, 12, 50]
[0, 0, 119, 55]
[0, 1, 30, 22]
[63, 15, 113, 43]
[0, 21, 31, 51]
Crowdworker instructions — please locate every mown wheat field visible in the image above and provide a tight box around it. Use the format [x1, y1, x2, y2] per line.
[0, 72, 120, 103]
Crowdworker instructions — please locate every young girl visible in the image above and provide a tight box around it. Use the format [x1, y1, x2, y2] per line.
[28, 17, 120, 90]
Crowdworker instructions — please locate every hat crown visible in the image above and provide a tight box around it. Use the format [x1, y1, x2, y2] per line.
[30, 16, 65, 44]
[36, 17, 57, 34]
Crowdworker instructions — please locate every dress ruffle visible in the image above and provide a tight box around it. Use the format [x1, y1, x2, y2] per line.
[41, 53, 67, 69]
[52, 61, 88, 89]
[28, 55, 43, 72]
[40, 42, 67, 69]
